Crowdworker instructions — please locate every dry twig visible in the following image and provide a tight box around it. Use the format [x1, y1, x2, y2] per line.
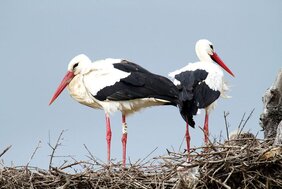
[0, 138, 281, 188]
[0, 145, 12, 158]
[48, 130, 66, 170]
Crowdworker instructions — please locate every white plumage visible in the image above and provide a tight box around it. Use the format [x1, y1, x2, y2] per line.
[67, 55, 171, 115]
[49, 54, 180, 167]
[67, 56, 130, 111]
[169, 39, 235, 156]
[169, 61, 230, 112]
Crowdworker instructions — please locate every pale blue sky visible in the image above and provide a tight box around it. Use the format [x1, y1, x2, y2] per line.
[1, 0, 281, 168]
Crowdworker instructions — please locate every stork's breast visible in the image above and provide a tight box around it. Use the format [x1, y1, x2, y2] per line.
[68, 75, 101, 109]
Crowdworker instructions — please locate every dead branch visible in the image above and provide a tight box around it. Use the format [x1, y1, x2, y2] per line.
[25, 141, 41, 170]
[48, 130, 66, 171]
[224, 111, 230, 140]
[0, 145, 12, 158]
[0, 138, 281, 188]
[238, 109, 255, 136]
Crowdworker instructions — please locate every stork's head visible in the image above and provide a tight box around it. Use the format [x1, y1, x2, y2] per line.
[195, 39, 235, 77]
[67, 54, 92, 75]
[49, 54, 92, 105]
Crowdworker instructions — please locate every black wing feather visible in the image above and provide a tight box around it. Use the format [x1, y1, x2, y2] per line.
[194, 82, 220, 108]
[113, 61, 151, 73]
[94, 63, 179, 106]
[174, 69, 221, 127]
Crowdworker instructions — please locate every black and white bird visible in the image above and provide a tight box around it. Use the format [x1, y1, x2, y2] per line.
[49, 54, 182, 167]
[169, 39, 235, 154]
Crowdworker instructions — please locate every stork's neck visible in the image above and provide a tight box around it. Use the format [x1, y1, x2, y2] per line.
[67, 74, 102, 109]
[196, 51, 213, 63]
[195, 45, 213, 63]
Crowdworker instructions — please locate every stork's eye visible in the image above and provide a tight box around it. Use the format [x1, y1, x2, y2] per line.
[73, 63, 79, 70]
[209, 44, 214, 50]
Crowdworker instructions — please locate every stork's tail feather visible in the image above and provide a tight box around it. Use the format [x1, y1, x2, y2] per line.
[178, 100, 197, 128]
[171, 68, 220, 127]
[176, 86, 198, 128]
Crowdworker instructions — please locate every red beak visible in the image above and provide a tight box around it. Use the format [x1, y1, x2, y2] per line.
[49, 71, 75, 105]
[211, 52, 235, 77]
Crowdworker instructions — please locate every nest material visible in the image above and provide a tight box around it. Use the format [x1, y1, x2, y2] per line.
[0, 138, 282, 189]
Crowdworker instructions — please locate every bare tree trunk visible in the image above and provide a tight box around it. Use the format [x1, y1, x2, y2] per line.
[260, 69, 282, 143]
[274, 121, 282, 145]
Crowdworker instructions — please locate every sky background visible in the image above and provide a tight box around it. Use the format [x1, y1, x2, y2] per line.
[1, 0, 281, 169]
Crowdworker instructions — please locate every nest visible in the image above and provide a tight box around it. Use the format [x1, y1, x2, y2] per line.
[0, 135, 281, 189]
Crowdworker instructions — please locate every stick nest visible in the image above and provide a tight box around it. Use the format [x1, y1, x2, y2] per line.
[0, 137, 282, 189]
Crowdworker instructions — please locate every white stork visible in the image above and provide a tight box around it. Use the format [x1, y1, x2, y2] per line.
[169, 39, 235, 154]
[49, 54, 181, 167]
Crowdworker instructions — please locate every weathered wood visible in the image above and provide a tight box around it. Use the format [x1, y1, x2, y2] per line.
[260, 69, 282, 142]
[274, 121, 282, 145]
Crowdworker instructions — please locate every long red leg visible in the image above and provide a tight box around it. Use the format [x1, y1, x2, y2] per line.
[203, 110, 209, 144]
[121, 114, 127, 167]
[105, 113, 112, 164]
[185, 117, 191, 161]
